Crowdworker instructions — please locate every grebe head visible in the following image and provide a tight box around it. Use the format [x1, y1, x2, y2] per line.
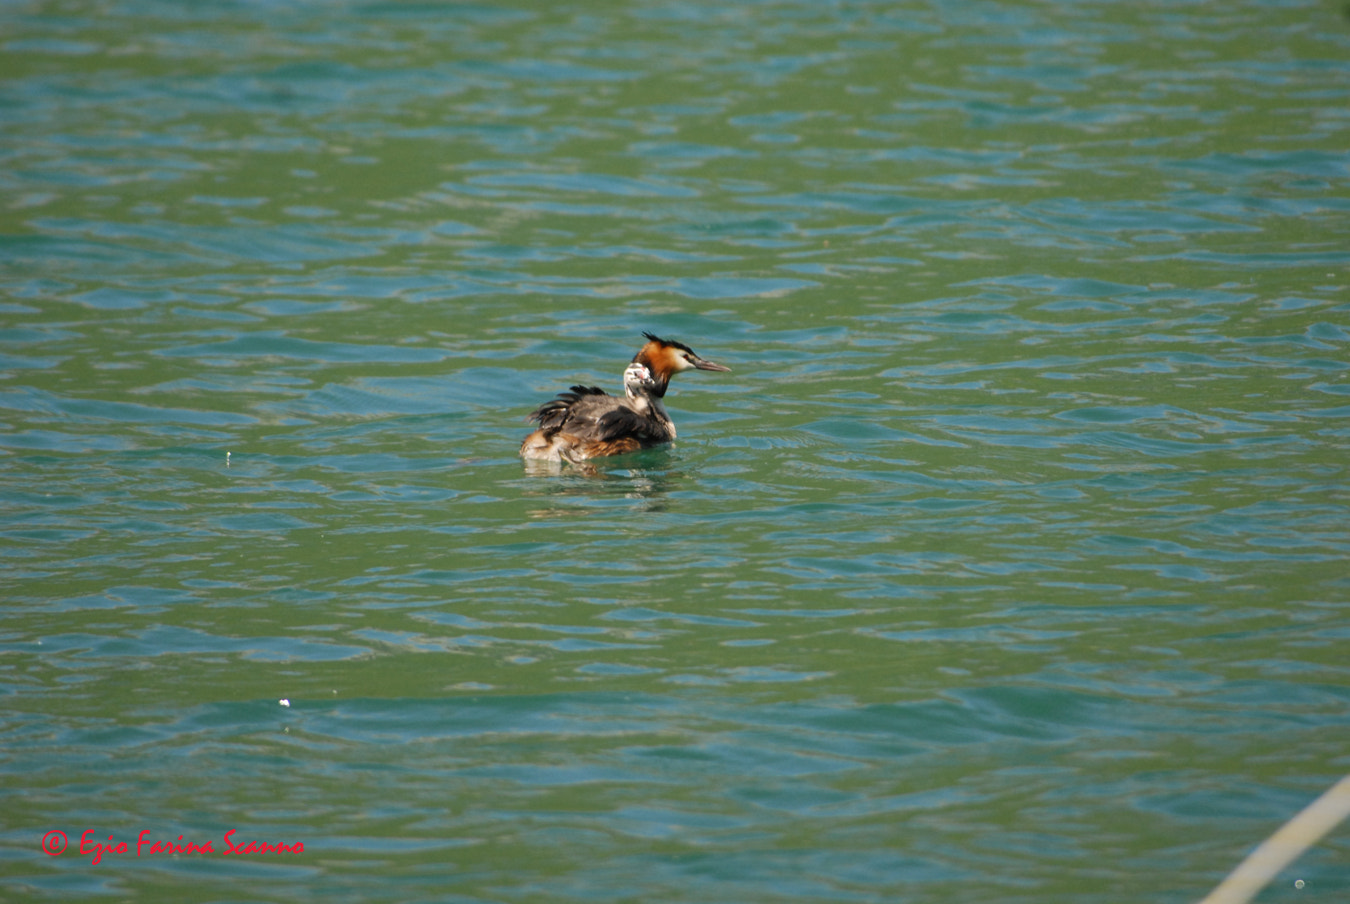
[633, 332, 731, 397]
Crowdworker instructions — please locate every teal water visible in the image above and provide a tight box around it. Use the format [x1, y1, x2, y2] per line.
[3, 1, 1349, 901]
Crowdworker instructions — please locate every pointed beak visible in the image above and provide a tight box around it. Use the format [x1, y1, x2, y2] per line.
[693, 357, 731, 373]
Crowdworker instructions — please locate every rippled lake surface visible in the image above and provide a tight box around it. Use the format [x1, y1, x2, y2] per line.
[3, 1, 1349, 901]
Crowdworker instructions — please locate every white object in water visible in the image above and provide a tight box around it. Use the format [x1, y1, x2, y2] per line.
[1197, 774, 1350, 904]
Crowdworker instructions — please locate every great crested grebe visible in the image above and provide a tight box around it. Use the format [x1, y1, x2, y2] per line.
[520, 332, 731, 463]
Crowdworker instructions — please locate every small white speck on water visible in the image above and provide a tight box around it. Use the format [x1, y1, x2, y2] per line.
[226, 451, 231, 468]
[279, 698, 290, 707]
[1295, 879, 1305, 890]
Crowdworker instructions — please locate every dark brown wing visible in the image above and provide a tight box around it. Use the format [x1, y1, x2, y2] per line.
[595, 405, 673, 446]
[526, 386, 608, 432]
[526, 386, 672, 449]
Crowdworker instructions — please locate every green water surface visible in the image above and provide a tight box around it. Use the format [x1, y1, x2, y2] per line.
[2, 1, 1349, 902]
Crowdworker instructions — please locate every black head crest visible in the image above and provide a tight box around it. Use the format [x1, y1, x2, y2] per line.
[641, 331, 694, 354]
